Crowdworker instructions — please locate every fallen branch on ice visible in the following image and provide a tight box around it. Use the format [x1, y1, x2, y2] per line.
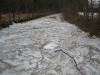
[54, 49, 83, 75]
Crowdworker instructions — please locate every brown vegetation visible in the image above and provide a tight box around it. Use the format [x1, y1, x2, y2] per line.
[63, 0, 100, 38]
[63, 13, 100, 37]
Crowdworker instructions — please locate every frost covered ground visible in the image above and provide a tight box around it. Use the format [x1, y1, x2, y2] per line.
[0, 14, 100, 75]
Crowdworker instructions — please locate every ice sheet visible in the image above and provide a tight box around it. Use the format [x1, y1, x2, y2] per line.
[0, 14, 100, 75]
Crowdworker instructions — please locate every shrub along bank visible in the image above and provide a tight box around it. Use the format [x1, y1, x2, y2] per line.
[63, 13, 100, 38]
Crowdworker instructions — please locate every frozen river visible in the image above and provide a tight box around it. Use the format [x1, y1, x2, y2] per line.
[0, 14, 100, 75]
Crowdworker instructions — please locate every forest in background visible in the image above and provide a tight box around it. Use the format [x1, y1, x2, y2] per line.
[0, 0, 63, 23]
[0, 0, 100, 37]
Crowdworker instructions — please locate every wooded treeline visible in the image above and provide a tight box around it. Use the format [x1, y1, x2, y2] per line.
[0, 0, 63, 23]
[0, 0, 99, 22]
[0, 0, 100, 36]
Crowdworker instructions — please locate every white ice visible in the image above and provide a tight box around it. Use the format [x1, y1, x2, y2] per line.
[0, 14, 100, 75]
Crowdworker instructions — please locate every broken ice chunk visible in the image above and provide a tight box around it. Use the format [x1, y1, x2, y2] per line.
[0, 53, 7, 60]
[85, 63, 99, 73]
[62, 65, 79, 75]
[3, 59, 23, 66]
[0, 69, 17, 75]
[83, 66, 95, 75]
[44, 43, 58, 50]
[76, 47, 89, 56]
[25, 63, 36, 70]
[91, 55, 100, 60]
[46, 70, 59, 75]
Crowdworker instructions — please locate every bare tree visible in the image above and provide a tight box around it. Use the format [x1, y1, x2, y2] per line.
[11, 0, 16, 21]
[90, 0, 93, 20]
[82, 0, 89, 19]
[7, 0, 11, 22]
[24, 0, 28, 19]
[17, 0, 21, 21]
[99, 1, 100, 19]
[32, 0, 34, 18]
[0, 12, 2, 23]
[0, 0, 3, 23]
[75, 0, 78, 15]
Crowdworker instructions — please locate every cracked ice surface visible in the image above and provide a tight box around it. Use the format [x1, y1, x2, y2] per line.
[0, 14, 100, 75]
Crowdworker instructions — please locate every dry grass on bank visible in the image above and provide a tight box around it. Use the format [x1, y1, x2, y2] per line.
[63, 13, 100, 38]
[1, 13, 49, 22]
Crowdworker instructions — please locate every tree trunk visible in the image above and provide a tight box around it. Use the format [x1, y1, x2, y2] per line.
[33, 0, 38, 17]
[43, 1, 46, 13]
[25, 0, 28, 19]
[0, 12, 2, 23]
[18, 5, 20, 20]
[91, 0, 93, 20]
[26, 7, 28, 19]
[36, 0, 39, 14]
[13, 12, 15, 21]
[75, 0, 78, 16]
[82, 0, 86, 18]
[18, 0, 21, 21]
[99, 1, 100, 19]
[82, 0, 89, 21]
[18, 11, 20, 20]
[32, 0, 34, 18]
[8, 6, 11, 22]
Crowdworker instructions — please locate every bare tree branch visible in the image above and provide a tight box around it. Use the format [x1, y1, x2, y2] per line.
[54, 49, 83, 75]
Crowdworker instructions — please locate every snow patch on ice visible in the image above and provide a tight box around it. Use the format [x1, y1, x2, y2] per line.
[44, 43, 58, 50]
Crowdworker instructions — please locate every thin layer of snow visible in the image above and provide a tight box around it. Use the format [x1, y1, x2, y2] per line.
[78, 12, 98, 18]
[0, 14, 100, 75]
